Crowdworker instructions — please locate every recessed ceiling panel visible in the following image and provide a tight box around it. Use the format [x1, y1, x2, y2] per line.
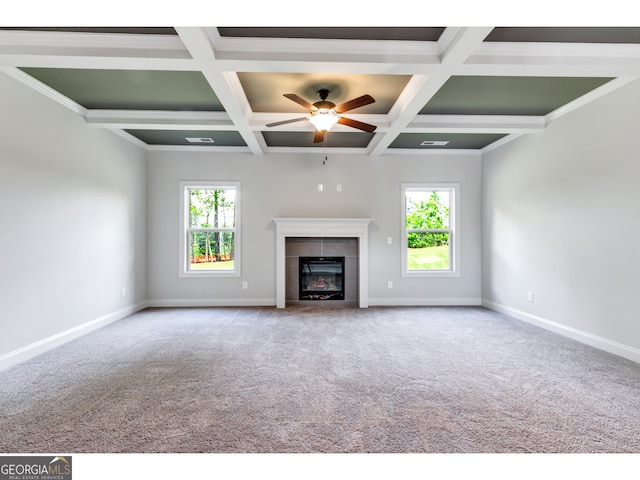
[126, 130, 247, 146]
[420, 76, 614, 116]
[239, 72, 410, 114]
[485, 27, 640, 44]
[20, 68, 223, 111]
[263, 131, 374, 148]
[218, 27, 445, 42]
[389, 133, 507, 150]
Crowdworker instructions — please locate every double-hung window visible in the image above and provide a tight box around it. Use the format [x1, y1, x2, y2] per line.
[401, 183, 459, 277]
[179, 181, 240, 277]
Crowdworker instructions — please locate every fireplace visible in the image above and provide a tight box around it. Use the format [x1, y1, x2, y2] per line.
[299, 257, 345, 301]
[272, 218, 373, 308]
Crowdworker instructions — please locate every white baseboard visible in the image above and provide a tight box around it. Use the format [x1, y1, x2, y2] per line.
[148, 298, 483, 308]
[369, 297, 482, 307]
[146, 298, 276, 308]
[482, 299, 640, 364]
[0, 302, 148, 372]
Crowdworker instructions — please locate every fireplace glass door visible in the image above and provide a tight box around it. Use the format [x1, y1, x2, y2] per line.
[299, 257, 345, 300]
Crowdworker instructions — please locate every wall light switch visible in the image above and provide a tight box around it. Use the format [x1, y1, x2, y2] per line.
[387, 236, 393, 245]
[317, 183, 324, 192]
[527, 291, 534, 302]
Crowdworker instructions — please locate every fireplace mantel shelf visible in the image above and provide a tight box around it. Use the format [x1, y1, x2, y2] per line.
[273, 218, 373, 237]
[272, 218, 373, 308]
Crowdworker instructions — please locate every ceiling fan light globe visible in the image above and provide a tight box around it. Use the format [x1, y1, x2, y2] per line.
[309, 110, 339, 131]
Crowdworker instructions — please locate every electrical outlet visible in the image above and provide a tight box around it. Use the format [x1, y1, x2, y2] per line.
[242, 281, 248, 290]
[388, 281, 393, 289]
[121, 287, 126, 297]
[317, 183, 324, 192]
[527, 291, 534, 302]
[336, 183, 342, 192]
[387, 236, 393, 245]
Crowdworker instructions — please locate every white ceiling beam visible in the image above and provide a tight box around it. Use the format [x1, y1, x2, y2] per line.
[369, 74, 451, 156]
[0, 30, 189, 57]
[85, 110, 234, 130]
[0, 30, 195, 70]
[5, 53, 638, 77]
[175, 27, 265, 156]
[369, 28, 494, 156]
[407, 114, 546, 134]
[0, 54, 201, 70]
[545, 77, 637, 123]
[439, 27, 495, 64]
[472, 41, 640, 61]
[0, 66, 86, 115]
[214, 36, 441, 66]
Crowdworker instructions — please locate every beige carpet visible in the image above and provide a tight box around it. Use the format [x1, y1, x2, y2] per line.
[1, 306, 639, 453]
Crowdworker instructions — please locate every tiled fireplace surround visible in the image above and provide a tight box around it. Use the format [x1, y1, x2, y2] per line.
[272, 218, 373, 308]
[286, 237, 358, 306]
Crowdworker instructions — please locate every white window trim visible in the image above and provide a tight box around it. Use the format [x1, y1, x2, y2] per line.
[401, 182, 460, 278]
[178, 181, 241, 278]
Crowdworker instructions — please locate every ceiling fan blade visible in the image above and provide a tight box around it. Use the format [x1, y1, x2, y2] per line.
[283, 93, 316, 111]
[334, 94, 375, 113]
[338, 117, 377, 133]
[266, 117, 308, 128]
[313, 130, 326, 143]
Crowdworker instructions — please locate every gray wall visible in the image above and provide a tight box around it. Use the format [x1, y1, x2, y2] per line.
[482, 78, 640, 360]
[146, 151, 482, 306]
[0, 72, 147, 362]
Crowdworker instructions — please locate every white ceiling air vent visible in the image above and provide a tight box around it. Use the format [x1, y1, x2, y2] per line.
[420, 140, 449, 146]
[186, 137, 215, 143]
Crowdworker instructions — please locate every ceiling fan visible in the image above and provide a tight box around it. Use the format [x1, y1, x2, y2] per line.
[266, 89, 377, 143]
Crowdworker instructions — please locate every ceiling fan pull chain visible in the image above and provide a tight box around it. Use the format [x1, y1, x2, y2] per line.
[323, 133, 328, 165]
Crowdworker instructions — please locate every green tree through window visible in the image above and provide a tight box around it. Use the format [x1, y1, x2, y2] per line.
[406, 191, 450, 249]
[189, 189, 235, 268]
[403, 186, 455, 272]
[180, 182, 240, 276]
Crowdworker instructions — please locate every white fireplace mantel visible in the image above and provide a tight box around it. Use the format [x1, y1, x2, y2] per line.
[272, 218, 373, 308]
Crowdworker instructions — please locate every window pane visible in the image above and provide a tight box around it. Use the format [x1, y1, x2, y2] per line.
[407, 232, 450, 270]
[406, 191, 450, 229]
[189, 231, 235, 270]
[189, 188, 236, 228]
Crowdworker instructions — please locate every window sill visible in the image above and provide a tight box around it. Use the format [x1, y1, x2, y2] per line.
[402, 270, 460, 278]
[179, 270, 240, 278]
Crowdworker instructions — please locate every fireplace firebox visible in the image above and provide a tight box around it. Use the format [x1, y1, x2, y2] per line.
[299, 256, 345, 301]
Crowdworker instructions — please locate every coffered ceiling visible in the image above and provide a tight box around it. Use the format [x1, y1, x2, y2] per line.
[1, 26, 640, 155]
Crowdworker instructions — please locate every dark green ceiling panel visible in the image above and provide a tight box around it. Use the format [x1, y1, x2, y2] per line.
[20, 68, 223, 111]
[389, 133, 507, 150]
[420, 76, 614, 116]
[218, 27, 445, 42]
[126, 130, 246, 146]
[485, 27, 640, 44]
[263, 131, 374, 148]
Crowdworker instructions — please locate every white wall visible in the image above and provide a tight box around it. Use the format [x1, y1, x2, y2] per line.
[482, 79, 640, 361]
[147, 150, 481, 306]
[0, 72, 147, 365]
